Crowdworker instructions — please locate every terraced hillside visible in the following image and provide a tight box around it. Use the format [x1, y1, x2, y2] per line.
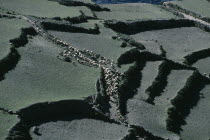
[0, 0, 210, 140]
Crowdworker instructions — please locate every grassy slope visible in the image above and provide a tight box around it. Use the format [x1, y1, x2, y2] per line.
[0, 0, 209, 139]
[131, 27, 210, 63]
[49, 23, 131, 62]
[127, 70, 193, 140]
[0, 36, 99, 111]
[78, 20, 102, 28]
[154, 70, 193, 105]
[180, 84, 210, 140]
[127, 99, 180, 140]
[0, 18, 29, 60]
[0, 0, 94, 18]
[134, 61, 162, 101]
[193, 57, 210, 74]
[30, 118, 128, 140]
[0, 111, 19, 140]
[169, 0, 210, 18]
[139, 40, 162, 56]
[95, 3, 178, 21]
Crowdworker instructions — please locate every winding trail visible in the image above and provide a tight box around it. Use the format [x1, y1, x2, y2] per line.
[163, 2, 210, 27]
[182, 13, 210, 26]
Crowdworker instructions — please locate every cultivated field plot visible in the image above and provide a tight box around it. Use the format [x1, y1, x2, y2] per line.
[193, 57, 210, 74]
[0, 36, 100, 111]
[131, 27, 210, 63]
[181, 84, 210, 140]
[95, 3, 178, 21]
[0, 0, 210, 140]
[48, 24, 131, 63]
[30, 118, 128, 140]
[0, 0, 94, 18]
[134, 61, 162, 100]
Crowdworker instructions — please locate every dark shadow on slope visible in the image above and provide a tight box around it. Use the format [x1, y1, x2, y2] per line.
[6, 100, 118, 140]
[41, 21, 100, 34]
[183, 48, 210, 65]
[145, 60, 195, 104]
[9, 27, 37, 48]
[0, 27, 37, 81]
[0, 48, 20, 81]
[92, 67, 111, 115]
[117, 49, 163, 67]
[119, 61, 146, 115]
[49, 0, 110, 11]
[166, 71, 210, 134]
[116, 49, 163, 112]
[104, 19, 195, 35]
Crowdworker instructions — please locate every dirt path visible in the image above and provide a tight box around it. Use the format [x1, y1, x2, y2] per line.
[163, 2, 210, 27]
